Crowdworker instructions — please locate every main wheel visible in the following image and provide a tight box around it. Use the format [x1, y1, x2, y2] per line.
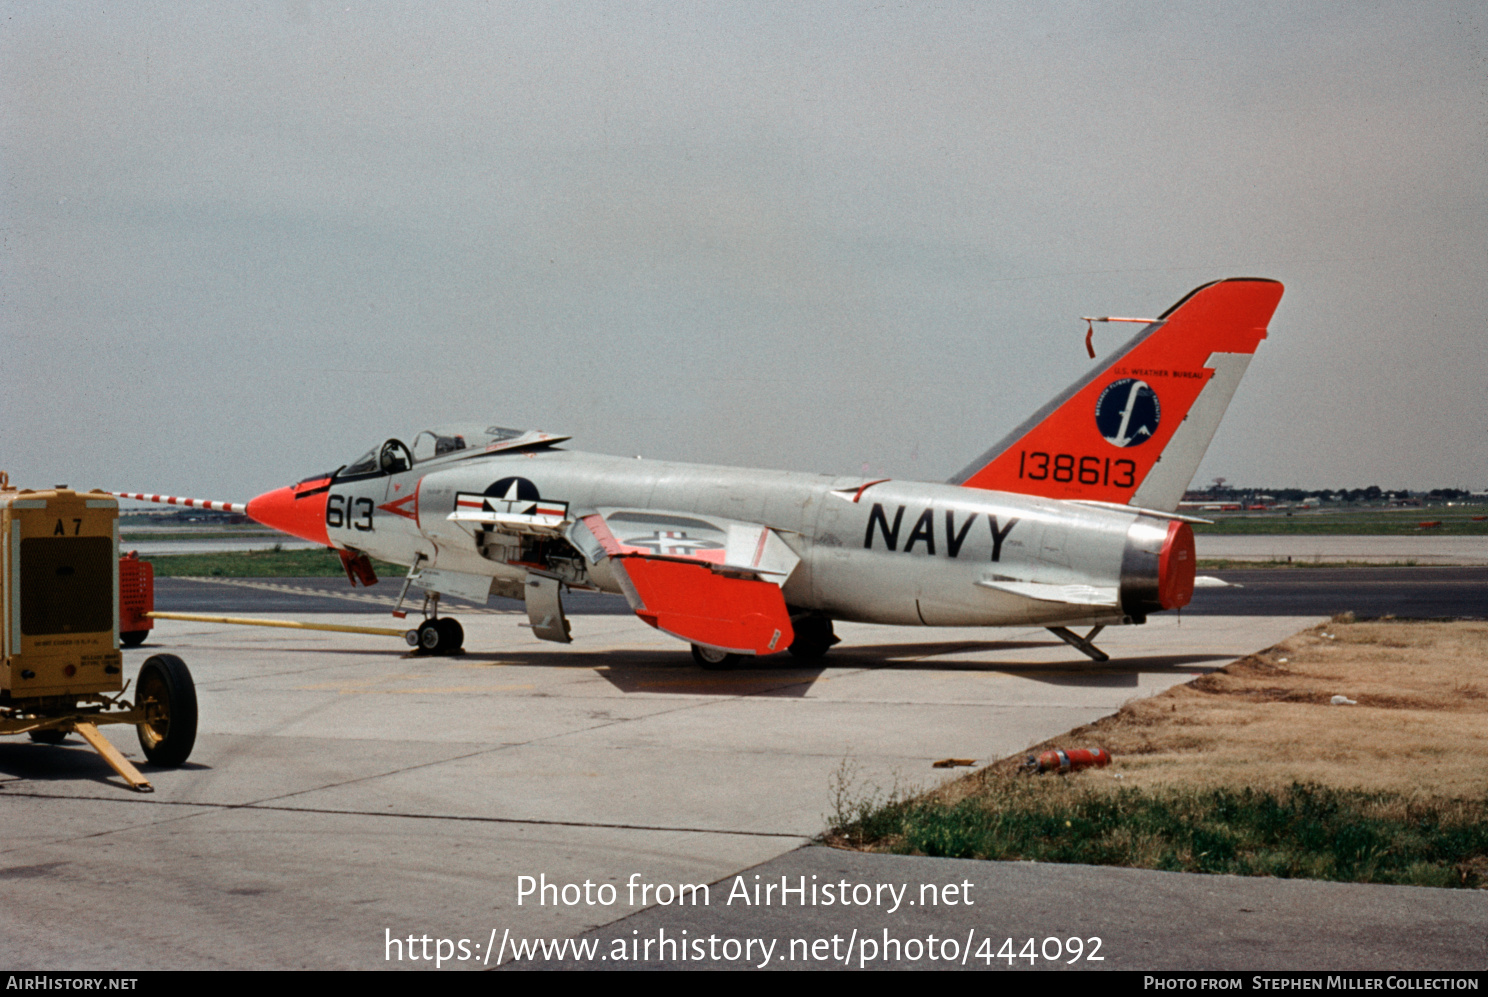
[416, 618, 463, 655]
[120, 630, 149, 647]
[691, 644, 742, 670]
[435, 617, 464, 653]
[28, 728, 68, 745]
[135, 654, 198, 767]
[788, 615, 839, 659]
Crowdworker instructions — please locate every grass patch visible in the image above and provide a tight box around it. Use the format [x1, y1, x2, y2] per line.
[833, 779, 1488, 888]
[121, 529, 284, 542]
[147, 548, 406, 578]
[825, 620, 1488, 889]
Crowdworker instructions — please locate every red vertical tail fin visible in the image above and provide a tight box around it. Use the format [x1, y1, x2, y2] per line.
[950, 278, 1283, 512]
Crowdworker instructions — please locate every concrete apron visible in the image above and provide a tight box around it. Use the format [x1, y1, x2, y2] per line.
[0, 611, 1318, 969]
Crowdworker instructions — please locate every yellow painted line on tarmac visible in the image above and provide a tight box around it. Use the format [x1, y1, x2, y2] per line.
[296, 674, 427, 691]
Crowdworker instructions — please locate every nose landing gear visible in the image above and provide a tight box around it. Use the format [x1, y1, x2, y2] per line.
[389, 562, 464, 654]
[406, 616, 464, 655]
[398, 589, 465, 656]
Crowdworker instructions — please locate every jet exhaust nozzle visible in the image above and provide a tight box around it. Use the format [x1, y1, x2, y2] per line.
[1119, 517, 1196, 620]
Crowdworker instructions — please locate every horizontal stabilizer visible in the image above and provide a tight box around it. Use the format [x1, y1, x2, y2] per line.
[975, 578, 1119, 607]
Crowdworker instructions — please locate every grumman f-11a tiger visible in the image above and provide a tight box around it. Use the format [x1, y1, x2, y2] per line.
[118, 278, 1282, 666]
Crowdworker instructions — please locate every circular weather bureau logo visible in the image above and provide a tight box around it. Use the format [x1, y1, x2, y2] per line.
[1095, 378, 1161, 447]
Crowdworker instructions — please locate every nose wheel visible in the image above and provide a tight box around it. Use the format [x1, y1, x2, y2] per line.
[405, 617, 464, 655]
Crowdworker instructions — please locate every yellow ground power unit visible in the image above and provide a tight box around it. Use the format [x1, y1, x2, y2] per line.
[0, 473, 196, 792]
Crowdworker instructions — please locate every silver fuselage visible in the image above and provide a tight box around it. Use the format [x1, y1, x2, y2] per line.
[325, 448, 1170, 630]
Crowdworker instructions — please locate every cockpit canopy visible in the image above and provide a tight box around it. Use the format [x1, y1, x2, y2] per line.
[337, 425, 566, 479]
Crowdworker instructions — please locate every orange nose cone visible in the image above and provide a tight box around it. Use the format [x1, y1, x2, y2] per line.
[247, 480, 331, 546]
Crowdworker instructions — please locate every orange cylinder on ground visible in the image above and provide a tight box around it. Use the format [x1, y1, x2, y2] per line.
[1032, 747, 1112, 774]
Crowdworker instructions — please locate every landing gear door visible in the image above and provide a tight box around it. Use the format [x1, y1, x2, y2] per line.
[525, 574, 572, 644]
[416, 568, 493, 603]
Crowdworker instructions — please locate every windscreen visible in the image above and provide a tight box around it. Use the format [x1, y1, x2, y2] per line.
[340, 425, 532, 477]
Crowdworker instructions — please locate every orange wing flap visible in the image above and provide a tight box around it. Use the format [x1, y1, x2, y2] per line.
[611, 557, 795, 656]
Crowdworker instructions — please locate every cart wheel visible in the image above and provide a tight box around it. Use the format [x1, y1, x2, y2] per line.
[135, 654, 198, 767]
[120, 630, 149, 647]
[28, 728, 68, 745]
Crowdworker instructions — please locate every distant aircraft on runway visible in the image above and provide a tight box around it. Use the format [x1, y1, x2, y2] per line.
[118, 278, 1283, 665]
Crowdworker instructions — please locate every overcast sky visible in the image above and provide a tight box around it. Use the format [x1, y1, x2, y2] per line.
[4, 1, 1485, 503]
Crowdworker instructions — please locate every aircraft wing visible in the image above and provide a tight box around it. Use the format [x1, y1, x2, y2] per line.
[574, 509, 800, 583]
[568, 510, 799, 655]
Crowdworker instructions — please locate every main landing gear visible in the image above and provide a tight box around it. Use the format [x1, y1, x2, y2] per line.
[691, 615, 839, 670]
[787, 615, 839, 660]
[691, 644, 740, 670]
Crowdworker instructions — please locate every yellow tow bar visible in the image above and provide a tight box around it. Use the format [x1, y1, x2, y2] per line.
[146, 611, 410, 639]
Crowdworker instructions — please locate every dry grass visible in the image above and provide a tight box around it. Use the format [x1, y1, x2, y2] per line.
[827, 620, 1488, 886]
[955, 618, 1488, 803]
